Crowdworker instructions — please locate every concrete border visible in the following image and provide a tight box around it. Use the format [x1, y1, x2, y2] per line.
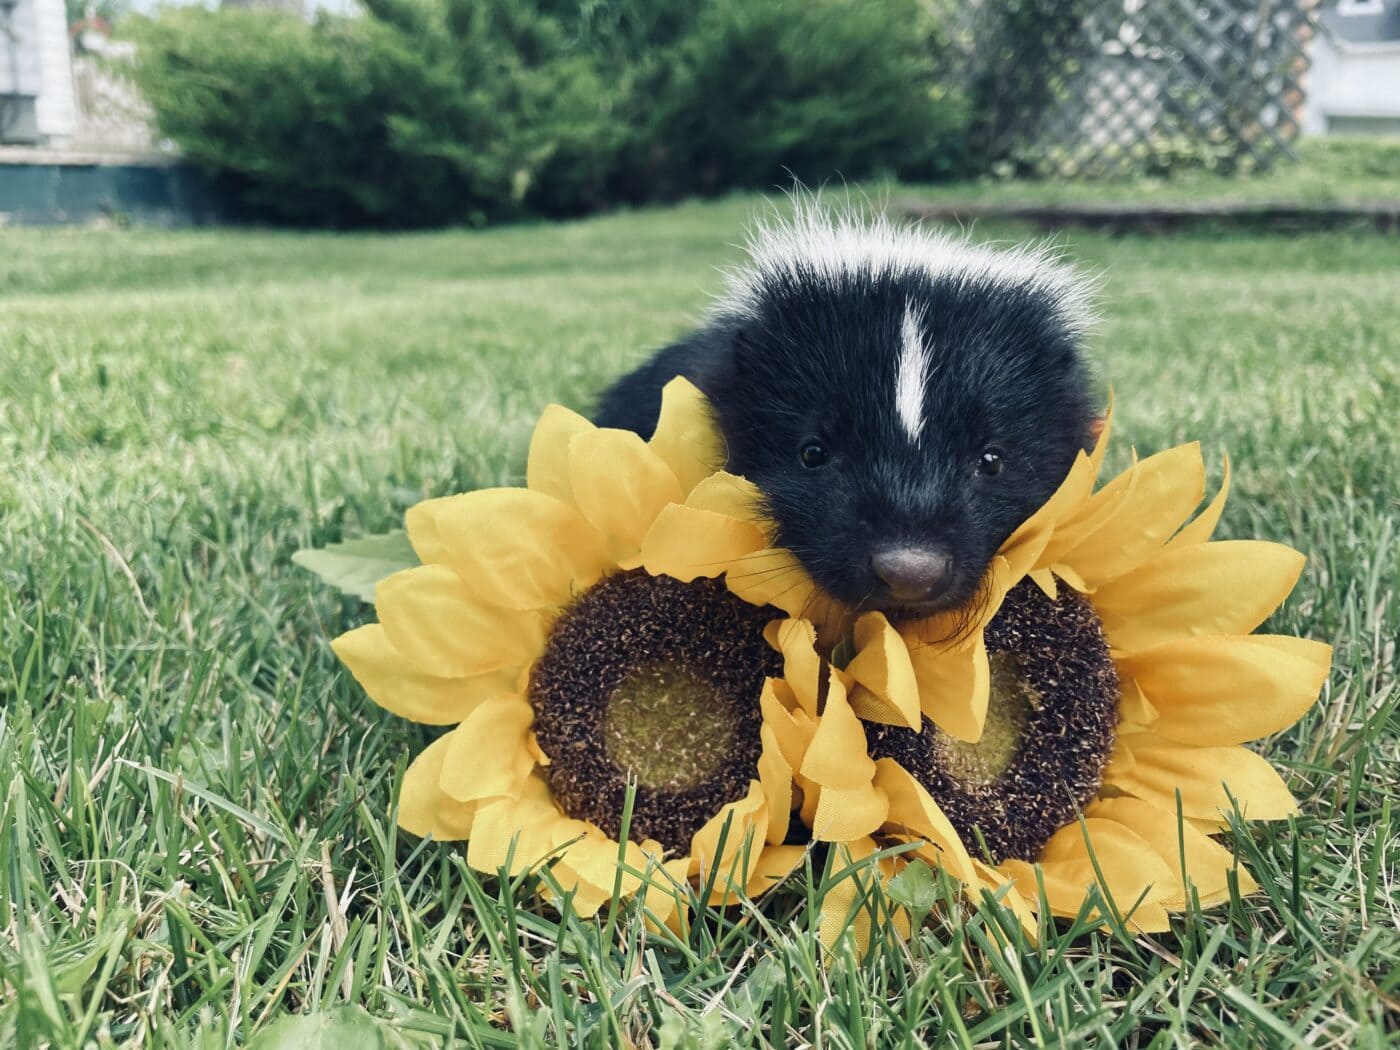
[901, 198, 1400, 234]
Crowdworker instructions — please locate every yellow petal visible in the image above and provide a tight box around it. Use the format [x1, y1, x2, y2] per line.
[466, 776, 585, 876]
[548, 832, 655, 918]
[1002, 451, 1098, 575]
[745, 845, 806, 898]
[765, 618, 823, 716]
[1119, 635, 1332, 746]
[682, 471, 765, 521]
[908, 634, 989, 743]
[822, 842, 911, 954]
[690, 781, 766, 892]
[1105, 734, 1299, 823]
[1087, 796, 1259, 906]
[549, 865, 612, 918]
[1038, 445, 1147, 571]
[1055, 564, 1090, 593]
[439, 696, 537, 802]
[557, 834, 648, 896]
[759, 680, 816, 769]
[398, 733, 477, 840]
[966, 858, 1037, 935]
[844, 613, 921, 729]
[848, 686, 910, 730]
[1057, 444, 1207, 588]
[332, 624, 514, 725]
[641, 503, 767, 582]
[1165, 454, 1231, 550]
[1181, 817, 1228, 839]
[641, 855, 694, 931]
[568, 428, 683, 562]
[1024, 450, 1120, 571]
[1093, 541, 1306, 653]
[1117, 680, 1159, 728]
[374, 564, 545, 678]
[799, 675, 876, 791]
[526, 404, 595, 505]
[1195, 873, 1260, 908]
[818, 838, 880, 954]
[413, 489, 609, 611]
[810, 783, 890, 842]
[1003, 818, 1176, 931]
[1028, 567, 1059, 600]
[647, 376, 725, 496]
[873, 760, 977, 883]
[724, 547, 820, 618]
[401, 494, 457, 566]
[796, 774, 819, 830]
[758, 724, 794, 845]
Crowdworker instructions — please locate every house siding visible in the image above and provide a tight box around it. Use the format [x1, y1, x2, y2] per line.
[0, 0, 76, 143]
[0, 0, 42, 95]
[1307, 3, 1400, 136]
[1306, 33, 1400, 134]
[32, 0, 75, 140]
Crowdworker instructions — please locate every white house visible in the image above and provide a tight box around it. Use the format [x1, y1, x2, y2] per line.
[1306, 0, 1400, 135]
[0, 0, 76, 146]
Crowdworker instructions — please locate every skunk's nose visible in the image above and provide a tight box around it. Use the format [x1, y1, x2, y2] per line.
[871, 546, 954, 603]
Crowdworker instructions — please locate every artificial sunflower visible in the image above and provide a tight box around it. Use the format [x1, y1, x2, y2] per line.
[788, 428, 1332, 936]
[331, 379, 807, 922]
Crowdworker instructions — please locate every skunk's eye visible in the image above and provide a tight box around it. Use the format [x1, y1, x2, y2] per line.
[799, 441, 830, 469]
[977, 447, 1005, 476]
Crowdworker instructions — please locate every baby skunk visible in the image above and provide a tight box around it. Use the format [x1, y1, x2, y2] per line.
[593, 206, 1099, 622]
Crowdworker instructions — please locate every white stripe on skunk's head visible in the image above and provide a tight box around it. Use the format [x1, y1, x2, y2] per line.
[712, 201, 1098, 340]
[896, 300, 931, 442]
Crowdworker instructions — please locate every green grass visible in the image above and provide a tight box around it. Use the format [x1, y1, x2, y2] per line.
[2, 198, 1398, 1047]
[903, 136, 1400, 208]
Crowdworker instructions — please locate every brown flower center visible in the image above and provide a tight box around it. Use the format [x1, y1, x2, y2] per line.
[530, 571, 780, 853]
[869, 579, 1119, 864]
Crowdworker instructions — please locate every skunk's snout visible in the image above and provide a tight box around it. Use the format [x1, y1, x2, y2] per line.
[870, 545, 954, 604]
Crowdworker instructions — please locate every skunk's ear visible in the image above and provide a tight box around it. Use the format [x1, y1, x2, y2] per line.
[1088, 416, 1106, 441]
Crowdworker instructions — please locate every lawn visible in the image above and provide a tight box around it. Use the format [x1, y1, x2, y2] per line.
[1, 199, 1397, 1047]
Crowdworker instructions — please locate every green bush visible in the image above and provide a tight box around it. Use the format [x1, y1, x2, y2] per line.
[130, 0, 971, 227]
[611, 0, 970, 201]
[130, 2, 619, 226]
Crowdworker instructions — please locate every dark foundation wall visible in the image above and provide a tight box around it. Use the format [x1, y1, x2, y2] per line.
[0, 159, 228, 226]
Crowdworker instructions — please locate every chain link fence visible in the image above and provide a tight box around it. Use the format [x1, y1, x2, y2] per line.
[949, 0, 1320, 178]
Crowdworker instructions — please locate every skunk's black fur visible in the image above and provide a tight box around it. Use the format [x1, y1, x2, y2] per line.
[594, 207, 1099, 621]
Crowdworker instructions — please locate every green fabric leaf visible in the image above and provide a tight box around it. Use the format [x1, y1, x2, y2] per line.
[886, 859, 939, 925]
[293, 531, 419, 602]
[830, 633, 857, 671]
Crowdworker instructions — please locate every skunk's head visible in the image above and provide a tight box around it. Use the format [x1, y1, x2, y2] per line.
[706, 206, 1099, 624]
